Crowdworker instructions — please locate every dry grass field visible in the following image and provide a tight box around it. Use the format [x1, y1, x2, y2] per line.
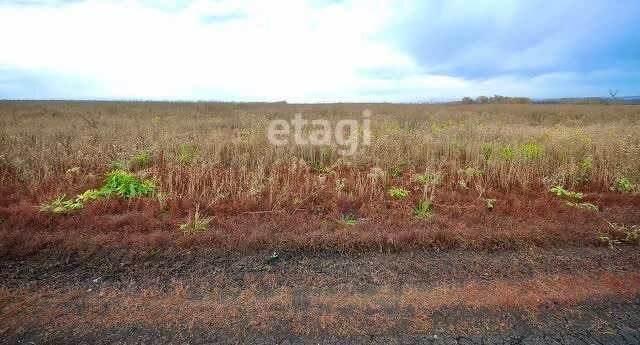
[1, 101, 640, 343]
[1, 101, 639, 254]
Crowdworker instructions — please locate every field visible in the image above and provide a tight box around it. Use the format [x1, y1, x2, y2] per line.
[1, 101, 640, 344]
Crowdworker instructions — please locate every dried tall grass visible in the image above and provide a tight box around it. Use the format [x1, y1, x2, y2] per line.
[1, 102, 638, 206]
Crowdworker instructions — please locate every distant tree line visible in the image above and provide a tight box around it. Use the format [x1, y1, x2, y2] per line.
[460, 95, 532, 104]
[535, 97, 625, 104]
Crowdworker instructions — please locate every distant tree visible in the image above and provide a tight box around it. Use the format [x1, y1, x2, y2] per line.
[475, 96, 489, 104]
[461, 97, 474, 104]
[608, 89, 620, 105]
[491, 95, 506, 103]
[609, 89, 619, 99]
[512, 97, 533, 104]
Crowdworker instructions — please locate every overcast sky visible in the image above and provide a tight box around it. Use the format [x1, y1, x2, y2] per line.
[1, 0, 638, 102]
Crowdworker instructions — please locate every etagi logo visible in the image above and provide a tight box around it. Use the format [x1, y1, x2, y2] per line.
[267, 110, 372, 156]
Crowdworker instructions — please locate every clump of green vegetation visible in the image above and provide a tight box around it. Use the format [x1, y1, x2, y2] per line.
[110, 160, 128, 171]
[598, 233, 621, 250]
[414, 171, 440, 208]
[40, 170, 157, 214]
[607, 221, 640, 243]
[131, 151, 151, 169]
[65, 167, 80, 175]
[549, 186, 598, 211]
[611, 177, 636, 193]
[599, 221, 640, 249]
[498, 146, 516, 161]
[267, 251, 280, 263]
[564, 201, 598, 212]
[39, 195, 84, 214]
[576, 157, 593, 183]
[388, 186, 410, 199]
[179, 204, 212, 234]
[148, 248, 161, 257]
[413, 200, 433, 218]
[485, 198, 496, 211]
[97, 170, 156, 198]
[457, 167, 482, 189]
[178, 144, 198, 166]
[335, 178, 347, 194]
[519, 143, 542, 160]
[482, 143, 543, 161]
[549, 186, 584, 201]
[310, 161, 331, 174]
[458, 167, 483, 179]
[481, 143, 494, 160]
[414, 172, 441, 186]
[341, 213, 358, 226]
[388, 166, 403, 178]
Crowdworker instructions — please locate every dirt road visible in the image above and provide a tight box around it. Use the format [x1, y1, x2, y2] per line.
[2, 247, 640, 344]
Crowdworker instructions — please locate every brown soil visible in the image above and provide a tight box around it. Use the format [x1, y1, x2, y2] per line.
[2, 247, 640, 344]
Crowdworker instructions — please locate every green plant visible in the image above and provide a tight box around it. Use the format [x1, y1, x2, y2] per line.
[65, 167, 80, 175]
[179, 204, 212, 234]
[485, 198, 496, 210]
[76, 188, 106, 202]
[580, 158, 593, 173]
[110, 160, 128, 171]
[550, 186, 597, 211]
[606, 221, 640, 244]
[336, 178, 346, 191]
[132, 151, 151, 168]
[564, 201, 598, 212]
[519, 143, 542, 160]
[178, 144, 198, 166]
[341, 213, 358, 226]
[458, 167, 483, 179]
[598, 233, 621, 250]
[40, 195, 83, 214]
[267, 251, 280, 263]
[414, 172, 441, 186]
[549, 186, 583, 201]
[611, 177, 636, 193]
[599, 222, 640, 250]
[388, 186, 410, 199]
[100, 170, 156, 198]
[498, 146, 516, 161]
[388, 166, 403, 178]
[413, 200, 433, 218]
[310, 161, 331, 174]
[481, 143, 494, 160]
[576, 157, 593, 183]
[43, 170, 156, 214]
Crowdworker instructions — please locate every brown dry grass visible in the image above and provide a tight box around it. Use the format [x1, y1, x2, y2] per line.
[0, 189, 638, 256]
[1, 102, 639, 254]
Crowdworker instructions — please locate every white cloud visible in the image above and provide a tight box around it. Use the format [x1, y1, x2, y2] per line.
[1, 0, 637, 101]
[1, 0, 424, 101]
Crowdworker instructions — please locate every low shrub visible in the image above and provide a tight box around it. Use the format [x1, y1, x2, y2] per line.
[131, 151, 152, 169]
[178, 144, 199, 166]
[40, 170, 156, 214]
[179, 205, 212, 233]
[612, 177, 636, 193]
[413, 200, 433, 218]
[388, 186, 410, 199]
[341, 213, 358, 226]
